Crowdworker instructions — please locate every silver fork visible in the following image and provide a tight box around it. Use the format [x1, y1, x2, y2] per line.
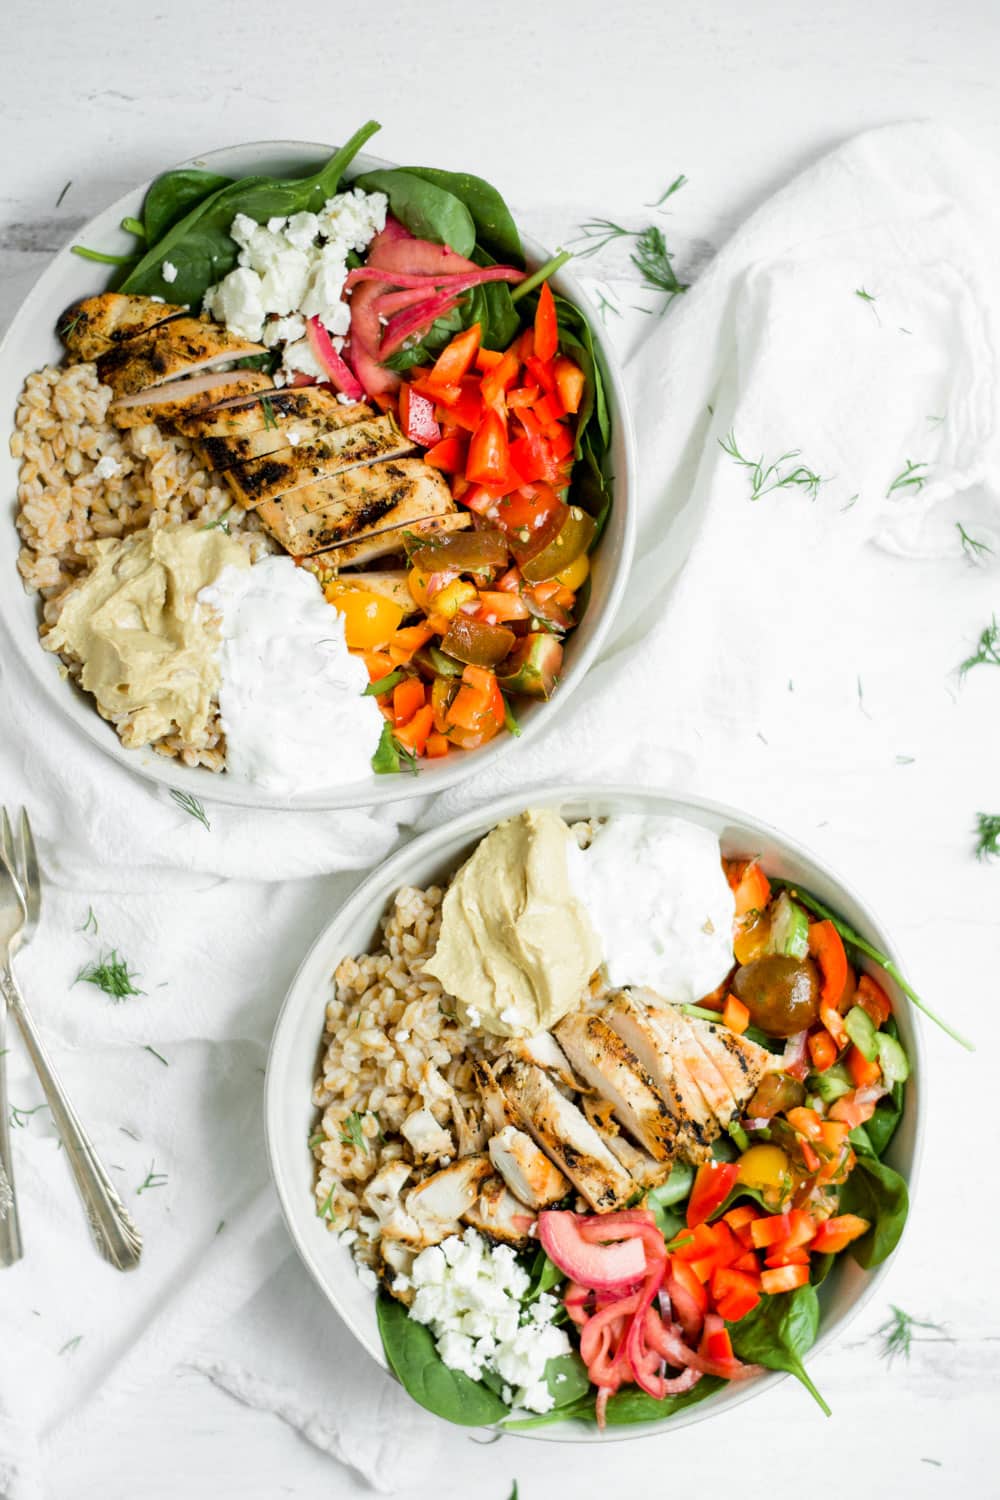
[0, 833, 25, 1265]
[0, 809, 143, 1270]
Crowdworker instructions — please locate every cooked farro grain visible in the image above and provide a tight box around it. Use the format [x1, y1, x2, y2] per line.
[11, 360, 279, 768]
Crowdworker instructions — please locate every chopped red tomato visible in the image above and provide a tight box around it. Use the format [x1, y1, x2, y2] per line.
[686, 1163, 740, 1228]
[810, 1214, 870, 1254]
[466, 410, 512, 487]
[534, 281, 559, 362]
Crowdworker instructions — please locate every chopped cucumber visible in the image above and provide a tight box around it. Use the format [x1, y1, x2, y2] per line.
[769, 891, 810, 959]
[877, 1032, 910, 1084]
[845, 1004, 879, 1061]
[810, 1062, 853, 1102]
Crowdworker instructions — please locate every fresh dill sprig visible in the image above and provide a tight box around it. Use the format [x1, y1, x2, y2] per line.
[719, 430, 825, 502]
[956, 523, 992, 563]
[143, 1044, 169, 1067]
[594, 287, 622, 325]
[649, 173, 688, 208]
[75, 950, 144, 1001]
[886, 459, 929, 498]
[975, 813, 1000, 861]
[59, 1335, 83, 1356]
[169, 789, 211, 830]
[855, 287, 880, 321]
[9, 1102, 48, 1130]
[876, 1305, 949, 1364]
[136, 1160, 168, 1195]
[260, 395, 277, 430]
[200, 509, 232, 536]
[78, 905, 99, 935]
[340, 1110, 371, 1154]
[959, 616, 1000, 676]
[56, 180, 72, 208]
[317, 1184, 337, 1222]
[630, 223, 688, 300]
[119, 1126, 141, 1141]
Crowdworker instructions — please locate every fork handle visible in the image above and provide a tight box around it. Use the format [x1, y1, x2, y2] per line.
[1, 967, 142, 1271]
[0, 989, 24, 1265]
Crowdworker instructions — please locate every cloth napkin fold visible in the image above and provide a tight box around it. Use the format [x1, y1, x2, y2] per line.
[2, 119, 999, 1497]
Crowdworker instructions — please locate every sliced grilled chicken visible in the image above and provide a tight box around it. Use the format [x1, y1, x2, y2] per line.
[463, 1174, 535, 1247]
[473, 1059, 520, 1135]
[399, 1155, 495, 1246]
[177, 387, 367, 440]
[498, 1060, 635, 1213]
[96, 317, 266, 396]
[602, 992, 717, 1163]
[400, 1107, 454, 1161]
[582, 1101, 673, 1191]
[646, 1002, 738, 1127]
[108, 369, 274, 430]
[488, 1124, 570, 1209]
[380, 1239, 417, 1304]
[363, 1161, 413, 1221]
[194, 407, 377, 470]
[555, 1012, 680, 1163]
[223, 415, 414, 509]
[256, 459, 453, 556]
[314, 509, 471, 569]
[511, 1031, 580, 1091]
[332, 570, 416, 614]
[59, 292, 187, 362]
[687, 1014, 777, 1104]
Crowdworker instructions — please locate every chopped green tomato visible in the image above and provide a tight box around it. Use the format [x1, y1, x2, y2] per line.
[809, 1061, 853, 1103]
[414, 644, 465, 679]
[515, 506, 597, 584]
[769, 892, 810, 959]
[877, 1032, 910, 1085]
[845, 1005, 879, 1061]
[440, 615, 517, 668]
[409, 528, 509, 576]
[497, 634, 563, 698]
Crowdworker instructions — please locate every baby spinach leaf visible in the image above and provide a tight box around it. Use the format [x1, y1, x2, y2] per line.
[121, 119, 381, 306]
[377, 1294, 509, 1426]
[141, 168, 233, 243]
[647, 1162, 694, 1236]
[400, 167, 523, 265]
[602, 1374, 724, 1425]
[350, 167, 476, 257]
[544, 1351, 591, 1408]
[522, 1246, 563, 1303]
[728, 1284, 830, 1415]
[839, 1156, 909, 1268]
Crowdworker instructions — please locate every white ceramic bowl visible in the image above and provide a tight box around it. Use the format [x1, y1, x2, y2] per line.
[0, 141, 635, 810]
[265, 786, 924, 1440]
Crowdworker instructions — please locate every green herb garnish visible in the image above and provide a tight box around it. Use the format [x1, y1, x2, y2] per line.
[136, 1161, 168, 1195]
[59, 1335, 83, 1355]
[199, 509, 232, 536]
[956, 523, 992, 562]
[630, 223, 688, 300]
[649, 174, 688, 208]
[143, 1044, 169, 1067]
[975, 812, 1000, 860]
[855, 287, 879, 319]
[719, 431, 825, 502]
[169, 788, 211, 830]
[261, 395, 277, 431]
[876, 1305, 949, 1364]
[317, 1184, 337, 1222]
[502, 694, 522, 737]
[959, 616, 1000, 677]
[340, 1110, 370, 1154]
[75, 949, 144, 1001]
[371, 721, 419, 777]
[78, 905, 99, 935]
[885, 459, 928, 498]
[364, 669, 404, 698]
[9, 1102, 48, 1130]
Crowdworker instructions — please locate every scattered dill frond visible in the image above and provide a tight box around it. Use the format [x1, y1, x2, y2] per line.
[594, 287, 621, 324]
[75, 949, 144, 1001]
[340, 1110, 370, 1154]
[855, 286, 877, 306]
[136, 1161, 168, 1195]
[876, 1305, 949, 1363]
[307, 1131, 325, 1149]
[959, 616, 1000, 676]
[119, 1126, 141, 1142]
[857, 676, 871, 719]
[719, 430, 825, 502]
[956, 523, 992, 563]
[895, 755, 915, 766]
[649, 173, 688, 208]
[56, 180, 72, 208]
[317, 1184, 337, 1222]
[630, 223, 688, 300]
[260, 395, 277, 430]
[169, 789, 211, 830]
[143, 1044, 169, 1067]
[507, 1485, 519, 1500]
[9, 1102, 48, 1130]
[77, 905, 99, 935]
[59, 1335, 83, 1355]
[199, 510, 232, 536]
[571, 216, 631, 258]
[886, 459, 928, 498]
[926, 413, 945, 426]
[216, 1219, 226, 1235]
[975, 813, 1000, 861]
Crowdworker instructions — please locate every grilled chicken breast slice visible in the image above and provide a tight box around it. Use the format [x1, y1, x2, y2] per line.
[601, 992, 717, 1163]
[643, 1001, 738, 1127]
[96, 317, 266, 396]
[108, 369, 274, 429]
[223, 415, 414, 509]
[498, 1060, 635, 1213]
[396, 1156, 495, 1247]
[555, 1011, 680, 1163]
[473, 1059, 520, 1135]
[463, 1174, 535, 1246]
[510, 1031, 580, 1092]
[686, 1015, 777, 1105]
[581, 1100, 673, 1190]
[488, 1124, 570, 1209]
[177, 387, 368, 440]
[60, 292, 187, 362]
[256, 460, 453, 556]
[194, 406, 377, 469]
[312, 510, 472, 569]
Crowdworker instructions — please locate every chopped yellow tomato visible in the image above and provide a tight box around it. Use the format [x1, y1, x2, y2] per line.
[736, 1144, 790, 1192]
[555, 551, 590, 592]
[325, 586, 404, 650]
[428, 578, 478, 618]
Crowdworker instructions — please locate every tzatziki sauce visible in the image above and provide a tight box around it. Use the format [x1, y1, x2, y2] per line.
[567, 815, 735, 1002]
[200, 557, 383, 791]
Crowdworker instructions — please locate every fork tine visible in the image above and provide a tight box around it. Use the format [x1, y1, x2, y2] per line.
[0, 811, 14, 879]
[18, 811, 41, 929]
[0, 837, 26, 921]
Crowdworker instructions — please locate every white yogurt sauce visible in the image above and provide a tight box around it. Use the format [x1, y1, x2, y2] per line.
[567, 815, 735, 1002]
[200, 557, 383, 791]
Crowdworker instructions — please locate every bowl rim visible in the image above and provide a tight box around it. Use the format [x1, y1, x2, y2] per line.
[264, 783, 926, 1442]
[0, 137, 637, 811]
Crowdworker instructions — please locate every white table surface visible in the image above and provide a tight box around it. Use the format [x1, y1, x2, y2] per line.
[4, 1, 1000, 1495]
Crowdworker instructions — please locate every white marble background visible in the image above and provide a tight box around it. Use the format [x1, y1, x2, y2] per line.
[3, 1, 999, 1496]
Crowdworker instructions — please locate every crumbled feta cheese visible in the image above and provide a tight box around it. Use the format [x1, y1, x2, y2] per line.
[161, 260, 178, 284]
[407, 1229, 570, 1414]
[93, 455, 121, 480]
[356, 1265, 378, 1292]
[282, 337, 327, 382]
[335, 392, 355, 405]
[286, 429, 301, 447]
[203, 266, 266, 342]
[262, 313, 306, 349]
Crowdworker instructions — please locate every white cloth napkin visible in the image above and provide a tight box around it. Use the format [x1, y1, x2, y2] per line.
[1, 119, 998, 1497]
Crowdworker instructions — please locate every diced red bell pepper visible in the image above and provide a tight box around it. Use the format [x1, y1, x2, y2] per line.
[829, 1089, 879, 1129]
[856, 973, 892, 1026]
[524, 353, 557, 394]
[732, 1249, 762, 1275]
[532, 390, 566, 427]
[686, 1163, 740, 1228]
[507, 385, 541, 409]
[809, 1214, 870, 1254]
[398, 385, 441, 447]
[764, 1244, 811, 1269]
[394, 703, 434, 754]
[481, 347, 522, 408]
[534, 281, 559, 362]
[760, 1264, 810, 1295]
[428, 323, 482, 387]
[776, 1210, 816, 1251]
[808, 1029, 839, 1072]
[712, 1267, 761, 1322]
[509, 432, 561, 485]
[699, 1319, 735, 1365]
[672, 1221, 722, 1263]
[846, 1045, 882, 1089]
[466, 410, 512, 487]
[668, 1256, 709, 1316]
[391, 676, 426, 727]
[475, 347, 504, 372]
[723, 995, 750, 1034]
[809, 920, 849, 1010]
[723, 1204, 761, 1235]
[800, 1140, 821, 1173]
[423, 435, 467, 473]
[749, 1214, 793, 1250]
[553, 354, 585, 414]
[785, 1107, 824, 1142]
